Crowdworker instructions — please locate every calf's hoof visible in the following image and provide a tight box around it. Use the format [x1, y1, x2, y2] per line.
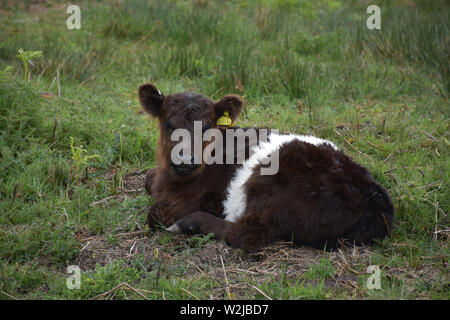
[166, 224, 181, 233]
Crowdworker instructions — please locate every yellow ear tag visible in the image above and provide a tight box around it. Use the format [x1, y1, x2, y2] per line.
[216, 111, 233, 126]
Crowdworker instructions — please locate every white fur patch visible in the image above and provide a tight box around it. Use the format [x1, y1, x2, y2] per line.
[222, 133, 338, 222]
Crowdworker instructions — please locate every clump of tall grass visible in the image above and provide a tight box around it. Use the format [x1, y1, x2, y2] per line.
[0, 21, 111, 84]
[354, 4, 449, 96]
[0, 77, 47, 149]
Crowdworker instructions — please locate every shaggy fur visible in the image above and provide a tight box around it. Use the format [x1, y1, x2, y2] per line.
[139, 83, 394, 252]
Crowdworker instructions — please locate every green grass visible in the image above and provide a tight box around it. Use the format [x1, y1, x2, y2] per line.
[0, 0, 448, 300]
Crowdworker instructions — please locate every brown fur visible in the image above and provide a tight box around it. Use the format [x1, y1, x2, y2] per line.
[139, 83, 394, 252]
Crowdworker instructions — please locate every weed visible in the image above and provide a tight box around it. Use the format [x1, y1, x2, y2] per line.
[69, 137, 100, 185]
[16, 48, 43, 81]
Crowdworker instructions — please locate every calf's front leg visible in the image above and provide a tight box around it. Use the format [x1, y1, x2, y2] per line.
[167, 211, 272, 252]
[147, 201, 200, 229]
[147, 201, 183, 228]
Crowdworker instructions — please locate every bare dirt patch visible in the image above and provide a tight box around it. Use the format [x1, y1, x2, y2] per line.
[74, 226, 374, 298]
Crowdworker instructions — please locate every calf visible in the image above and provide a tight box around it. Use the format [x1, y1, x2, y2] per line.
[139, 83, 394, 252]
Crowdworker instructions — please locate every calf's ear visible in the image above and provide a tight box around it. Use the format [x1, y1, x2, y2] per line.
[214, 95, 243, 124]
[138, 83, 164, 117]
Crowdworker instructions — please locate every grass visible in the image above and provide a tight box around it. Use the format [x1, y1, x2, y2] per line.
[0, 0, 448, 300]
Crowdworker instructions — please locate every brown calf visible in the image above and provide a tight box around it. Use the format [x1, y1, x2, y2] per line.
[139, 83, 394, 252]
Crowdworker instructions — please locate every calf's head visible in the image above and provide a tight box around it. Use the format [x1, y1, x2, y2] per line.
[138, 83, 243, 177]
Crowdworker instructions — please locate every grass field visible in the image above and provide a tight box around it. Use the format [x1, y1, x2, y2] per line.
[0, 0, 448, 300]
